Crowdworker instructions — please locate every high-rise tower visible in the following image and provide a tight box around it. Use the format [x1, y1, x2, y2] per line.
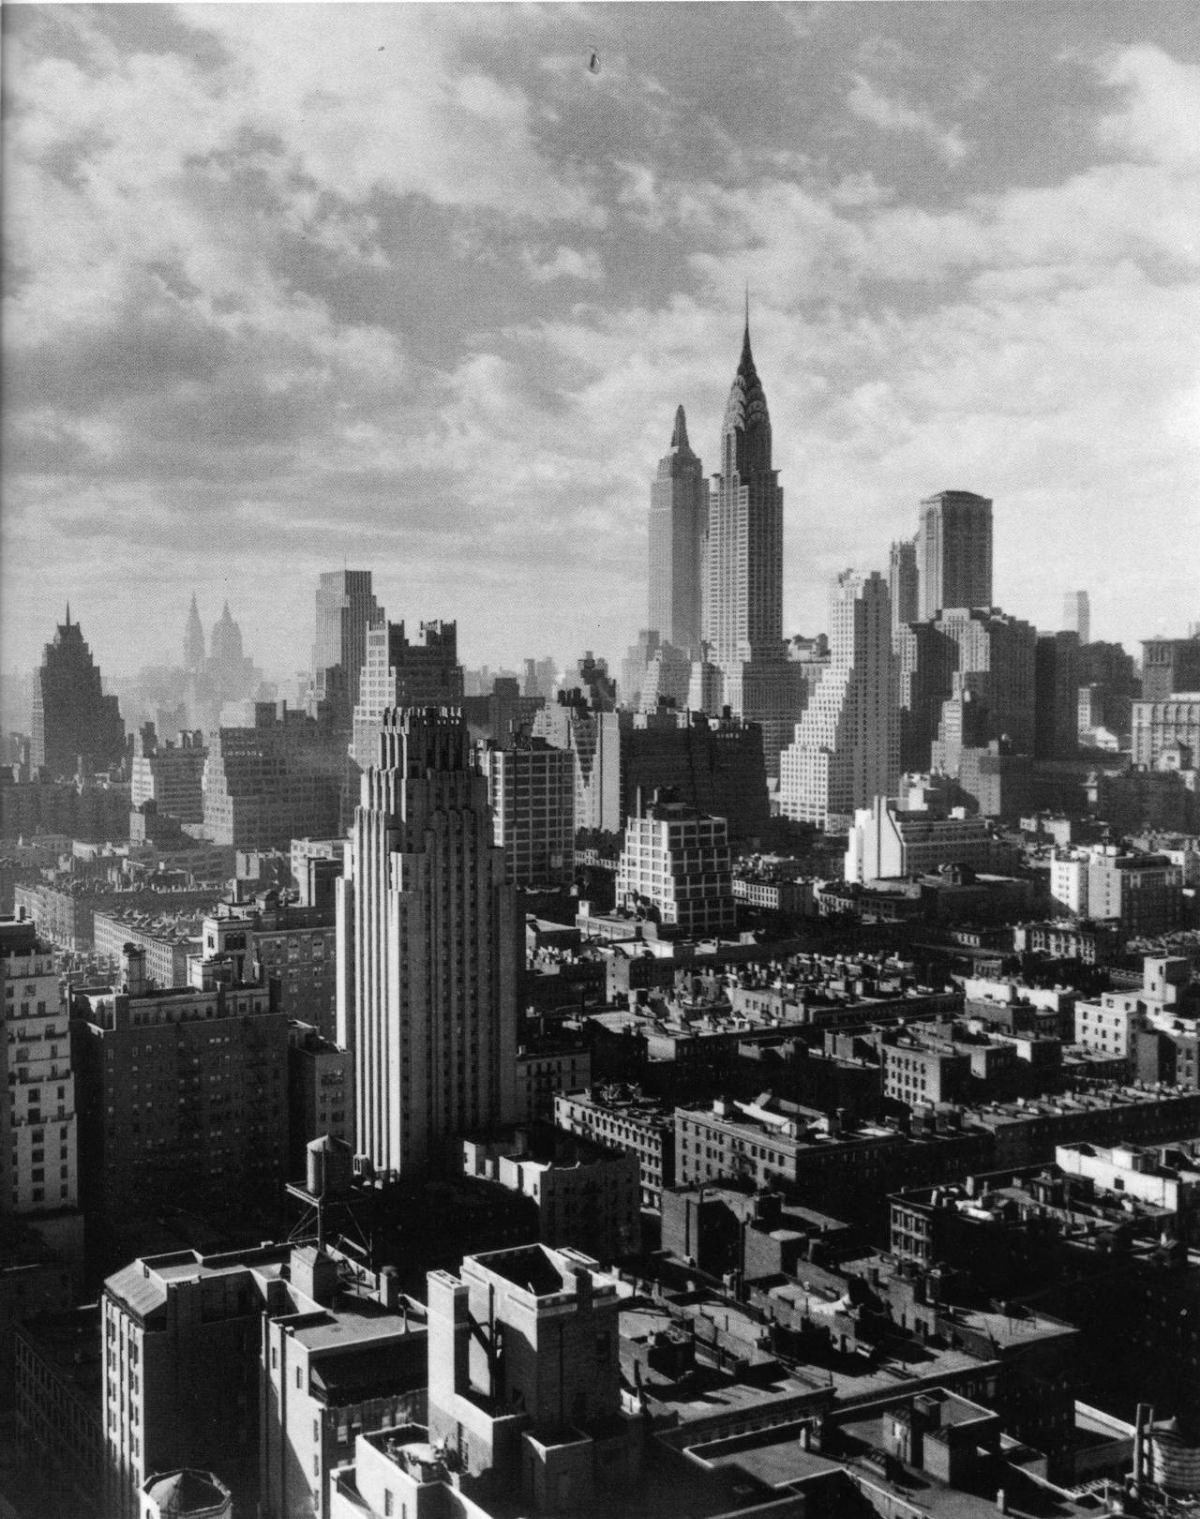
[337, 708, 518, 1176]
[698, 310, 803, 775]
[311, 570, 381, 730]
[1062, 590, 1090, 646]
[182, 593, 205, 673]
[705, 314, 783, 665]
[30, 610, 125, 778]
[916, 490, 993, 620]
[649, 406, 707, 658]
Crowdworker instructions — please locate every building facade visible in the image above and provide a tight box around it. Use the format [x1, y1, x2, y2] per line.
[479, 738, 575, 888]
[0, 917, 79, 1218]
[337, 708, 519, 1177]
[779, 570, 899, 828]
[616, 797, 735, 939]
[916, 490, 993, 620]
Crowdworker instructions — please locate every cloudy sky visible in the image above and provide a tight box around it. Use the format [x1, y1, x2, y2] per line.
[3, 2, 1199, 687]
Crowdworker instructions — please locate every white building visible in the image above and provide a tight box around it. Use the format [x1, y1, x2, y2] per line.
[337, 708, 519, 1177]
[844, 796, 1013, 884]
[0, 916, 78, 1217]
[617, 797, 735, 938]
[779, 570, 899, 828]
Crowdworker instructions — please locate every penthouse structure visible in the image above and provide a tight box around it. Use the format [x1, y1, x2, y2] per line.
[616, 796, 735, 939]
[337, 708, 519, 1177]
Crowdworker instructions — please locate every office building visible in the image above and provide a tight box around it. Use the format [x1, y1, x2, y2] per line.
[1141, 635, 1200, 701]
[928, 608, 1038, 773]
[350, 620, 463, 770]
[1062, 590, 1090, 645]
[916, 490, 993, 619]
[130, 725, 206, 824]
[479, 737, 575, 887]
[309, 570, 381, 730]
[648, 405, 707, 658]
[30, 610, 125, 779]
[779, 570, 899, 828]
[1131, 695, 1200, 771]
[0, 917, 80, 1220]
[203, 703, 343, 849]
[616, 795, 735, 939]
[337, 708, 519, 1177]
[1034, 631, 1081, 760]
[700, 314, 804, 774]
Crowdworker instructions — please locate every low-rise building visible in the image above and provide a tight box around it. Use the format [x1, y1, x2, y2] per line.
[554, 1087, 676, 1209]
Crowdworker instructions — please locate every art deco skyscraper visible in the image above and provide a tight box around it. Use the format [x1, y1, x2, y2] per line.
[648, 405, 707, 658]
[337, 708, 518, 1177]
[30, 610, 125, 778]
[916, 490, 993, 619]
[888, 537, 919, 645]
[705, 316, 783, 664]
[699, 311, 803, 774]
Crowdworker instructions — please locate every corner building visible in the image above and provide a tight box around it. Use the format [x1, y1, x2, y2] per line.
[337, 708, 518, 1178]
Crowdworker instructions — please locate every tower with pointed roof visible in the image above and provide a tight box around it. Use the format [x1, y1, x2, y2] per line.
[648, 404, 707, 659]
[697, 307, 803, 775]
[182, 593, 205, 673]
[30, 609, 126, 777]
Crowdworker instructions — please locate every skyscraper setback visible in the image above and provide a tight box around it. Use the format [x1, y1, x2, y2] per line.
[337, 707, 518, 1177]
[310, 569, 381, 729]
[30, 610, 125, 778]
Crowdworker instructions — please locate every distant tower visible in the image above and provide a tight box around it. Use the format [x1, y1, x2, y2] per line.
[705, 310, 783, 665]
[779, 571, 899, 827]
[337, 708, 518, 1176]
[916, 490, 993, 619]
[312, 570, 381, 729]
[183, 594, 205, 672]
[209, 602, 244, 671]
[648, 405, 707, 658]
[30, 609, 125, 777]
[1062, 590, 1090, 646]
[888, 537, 919, 645]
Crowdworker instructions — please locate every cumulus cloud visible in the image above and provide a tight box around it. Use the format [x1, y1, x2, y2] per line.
[846, 73, 970, 166]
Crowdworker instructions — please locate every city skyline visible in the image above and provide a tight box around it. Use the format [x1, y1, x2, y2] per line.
[3, 2, 1200, 686]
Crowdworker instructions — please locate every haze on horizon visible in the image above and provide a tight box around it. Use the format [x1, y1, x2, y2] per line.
[3, 2, 1199, 690]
